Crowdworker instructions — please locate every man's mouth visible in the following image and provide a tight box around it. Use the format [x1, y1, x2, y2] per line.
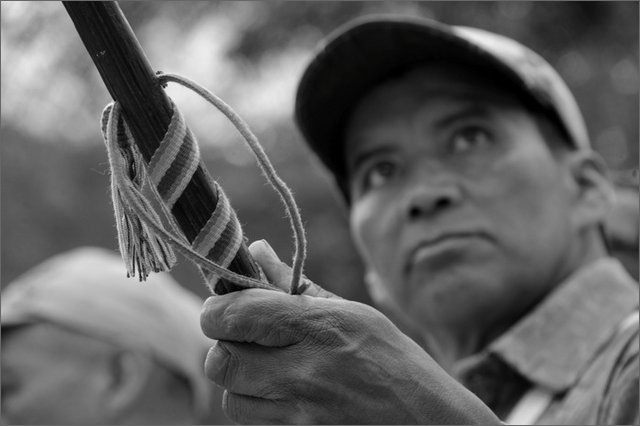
[405, 232, 490, 273]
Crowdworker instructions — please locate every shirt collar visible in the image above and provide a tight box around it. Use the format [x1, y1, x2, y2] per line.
[487, 257, 639, 392]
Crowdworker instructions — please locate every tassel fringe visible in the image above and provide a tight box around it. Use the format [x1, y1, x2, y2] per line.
[112, 186, 176, 281]
[102, 104, 177, 281]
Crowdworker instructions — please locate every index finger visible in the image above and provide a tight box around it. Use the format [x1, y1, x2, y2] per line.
[200, 289, 318, 346]
[249, 240, 340, 299]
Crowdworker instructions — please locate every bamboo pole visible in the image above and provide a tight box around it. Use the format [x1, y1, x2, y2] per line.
[62, 1, 261, 294]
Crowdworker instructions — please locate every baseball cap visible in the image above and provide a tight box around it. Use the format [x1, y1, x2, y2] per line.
[295, 15, 591, 198]
[1, 247, 213, 417]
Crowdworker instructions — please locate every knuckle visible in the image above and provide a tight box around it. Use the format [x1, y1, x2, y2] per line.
[221, 349, 238, 388]
[296, 300, 386, 347]
[222, 391, 239, 422]
[223, 391, 251, 424]
[204, 346, 220, 382]
[199, 298, 216, 337]
[287, 312, 343, 349]
[201, 294, 250, 340]
[223, 309, 249, 340]
[357, 301, 392, 328]
[204, 342, 237, 388]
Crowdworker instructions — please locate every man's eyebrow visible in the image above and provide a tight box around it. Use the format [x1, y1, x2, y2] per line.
[433, 104, 493, 131]
[348, 145, 396, 175]
[347, 103, 495, 174]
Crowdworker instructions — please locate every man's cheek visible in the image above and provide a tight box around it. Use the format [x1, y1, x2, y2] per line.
[475, 163, 550, 220]
[350, 207, 380, 259]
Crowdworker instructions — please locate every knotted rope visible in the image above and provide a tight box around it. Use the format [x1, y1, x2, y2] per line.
[101, 73, 308, 295]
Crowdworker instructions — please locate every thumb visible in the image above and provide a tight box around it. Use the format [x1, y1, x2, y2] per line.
[248, 240, 340, 299]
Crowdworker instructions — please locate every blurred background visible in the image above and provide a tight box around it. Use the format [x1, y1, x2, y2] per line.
[3, 0, 638, 297]
[1, 1, 638, 423]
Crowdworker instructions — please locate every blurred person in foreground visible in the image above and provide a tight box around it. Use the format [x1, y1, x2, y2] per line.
[1, 246, 213, 425]
[199, 15, 639, 425]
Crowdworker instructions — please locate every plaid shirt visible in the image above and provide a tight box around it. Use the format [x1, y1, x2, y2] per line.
[454, 258, 639, 424]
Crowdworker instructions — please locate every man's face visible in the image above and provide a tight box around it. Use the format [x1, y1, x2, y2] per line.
[345, 65, 577, 338]
[1, 323, 112, 425]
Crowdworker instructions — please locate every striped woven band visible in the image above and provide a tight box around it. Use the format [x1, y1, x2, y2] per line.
[146, 103, 243, 279]
[101, 72, 307, 295]
[102, 101, 245, 289]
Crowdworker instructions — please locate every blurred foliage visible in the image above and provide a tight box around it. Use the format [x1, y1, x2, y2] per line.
[1, 2, 638, 423]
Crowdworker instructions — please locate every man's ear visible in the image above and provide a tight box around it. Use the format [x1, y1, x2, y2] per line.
[104, 350, 153, 421]
[567, 150, 615, 230]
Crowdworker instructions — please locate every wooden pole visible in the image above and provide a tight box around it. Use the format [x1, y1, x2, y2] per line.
[62, 1, 261, 294]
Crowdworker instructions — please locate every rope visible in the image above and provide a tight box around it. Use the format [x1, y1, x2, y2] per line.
[100, 73, 307, 295]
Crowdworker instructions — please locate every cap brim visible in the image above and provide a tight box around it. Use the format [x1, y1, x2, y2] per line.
[295, 15, 534, 197]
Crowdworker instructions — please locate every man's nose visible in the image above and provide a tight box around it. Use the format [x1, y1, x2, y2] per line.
[404, 174, 462, 221]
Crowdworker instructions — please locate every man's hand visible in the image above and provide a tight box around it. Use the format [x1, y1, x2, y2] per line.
[201, 241, 499, 424]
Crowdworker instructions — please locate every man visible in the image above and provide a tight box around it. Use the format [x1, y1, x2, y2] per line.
[200, 16, 639, 424]
[1, 247, 214, 425]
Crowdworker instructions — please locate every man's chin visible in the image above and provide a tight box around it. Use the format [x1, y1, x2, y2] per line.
[405, 268, 500, 325]
[405, 241, 495, 289]
[407, 256, 490, 292]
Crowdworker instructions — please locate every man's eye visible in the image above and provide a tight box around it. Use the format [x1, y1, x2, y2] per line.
[450, 126, 492, 153]
[363, 161, 396, 191]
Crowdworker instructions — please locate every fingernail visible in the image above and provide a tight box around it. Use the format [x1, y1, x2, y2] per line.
[259, 239, 279, 259]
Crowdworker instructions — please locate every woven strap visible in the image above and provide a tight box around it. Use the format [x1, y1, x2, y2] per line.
[147, 102, 244, 274]
[100, 73, 307, 294]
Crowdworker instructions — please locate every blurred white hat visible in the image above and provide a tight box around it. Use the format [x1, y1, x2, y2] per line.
[1, 246, 213, 416]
